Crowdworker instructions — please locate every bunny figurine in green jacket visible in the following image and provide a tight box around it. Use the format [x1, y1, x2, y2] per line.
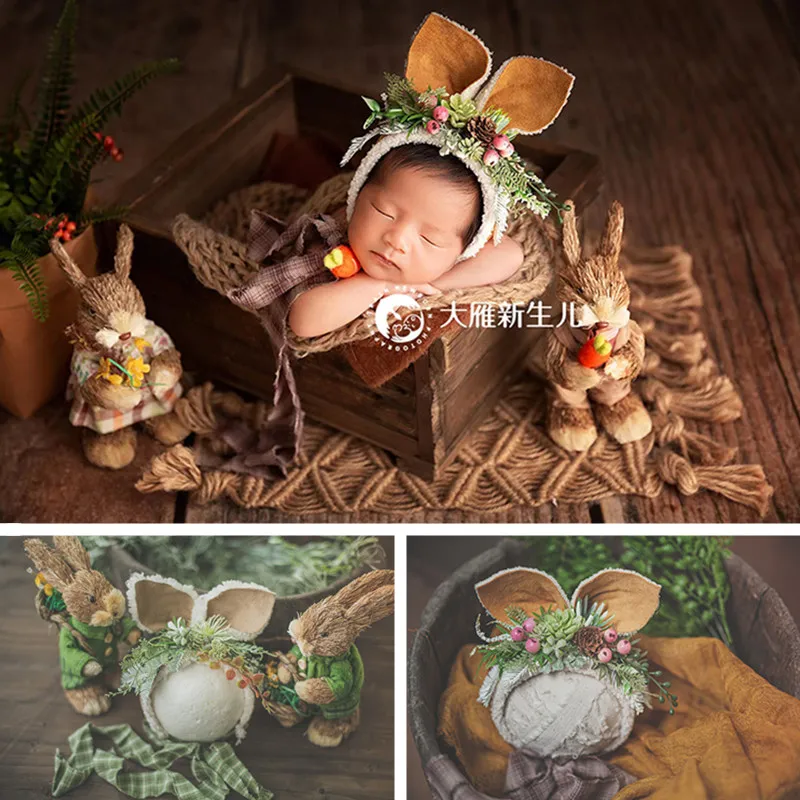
[274, 569, 394, 747]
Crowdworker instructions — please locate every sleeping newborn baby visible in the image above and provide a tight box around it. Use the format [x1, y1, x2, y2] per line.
[288, 144, 524, 338]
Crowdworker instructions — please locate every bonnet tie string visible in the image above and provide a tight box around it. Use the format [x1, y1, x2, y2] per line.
[197, 211, 342, 479]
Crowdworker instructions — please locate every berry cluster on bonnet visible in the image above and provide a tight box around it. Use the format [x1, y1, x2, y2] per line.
[342, 12, 575, 262]
[473, 567, 678, 758]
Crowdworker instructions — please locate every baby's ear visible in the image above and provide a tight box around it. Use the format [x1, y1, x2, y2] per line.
[126, 573, 198, 632]
[199, 582, 276, 641]
[114, 223, 134, 280]
[475, 567, 568, 622]
[571, 569, 661, 632]
[405, 12, 492, 99]
[476, 56, 574, 134]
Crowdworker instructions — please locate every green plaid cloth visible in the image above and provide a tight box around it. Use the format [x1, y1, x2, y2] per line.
[52, 722, 272, 799]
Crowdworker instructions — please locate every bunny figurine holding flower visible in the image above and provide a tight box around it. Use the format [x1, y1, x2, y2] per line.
[544, 200, 652, 451]
[270, 569, 394, 747]
[50, 223, 190, 469]
[23, 536, 141, 717]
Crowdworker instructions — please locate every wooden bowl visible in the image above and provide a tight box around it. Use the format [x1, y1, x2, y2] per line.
[408, 537, 800, 799]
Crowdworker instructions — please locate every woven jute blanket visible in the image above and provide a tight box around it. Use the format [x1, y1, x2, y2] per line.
[138, 201, 773, 515]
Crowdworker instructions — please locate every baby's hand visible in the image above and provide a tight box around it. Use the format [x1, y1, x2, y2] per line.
[410, 283, 442, 297]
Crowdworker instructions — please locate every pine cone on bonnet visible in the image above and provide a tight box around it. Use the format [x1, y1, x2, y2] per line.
[573, 625, 605, 656]
[465, 116, 497, 146]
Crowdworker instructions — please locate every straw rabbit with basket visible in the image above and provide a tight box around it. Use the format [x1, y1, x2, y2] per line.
[23, 536, 141, 716]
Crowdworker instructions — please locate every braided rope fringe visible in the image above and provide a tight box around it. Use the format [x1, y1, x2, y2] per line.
[137, 219, 773, 516]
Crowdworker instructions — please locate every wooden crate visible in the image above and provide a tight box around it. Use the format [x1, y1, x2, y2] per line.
[408, 538, 800, 799]
[113, 67, 601, 480]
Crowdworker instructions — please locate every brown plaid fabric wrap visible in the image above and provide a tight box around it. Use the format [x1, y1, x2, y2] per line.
[201, 210, 341, 479]
[504, 752, 635, 800]
[424, 753, 635, 800]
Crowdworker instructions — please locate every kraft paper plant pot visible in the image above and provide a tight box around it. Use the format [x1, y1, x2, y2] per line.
[0, 225, 98, 418]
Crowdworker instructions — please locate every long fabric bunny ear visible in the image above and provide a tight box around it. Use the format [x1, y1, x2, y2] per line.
[197, 582, 276, 641]
[126, 573, 199, 633]
[572, 569, 661, 633]
[405, 12, 492, 99]
[476, 567, 568, 622]
[476, 56, 574, 134]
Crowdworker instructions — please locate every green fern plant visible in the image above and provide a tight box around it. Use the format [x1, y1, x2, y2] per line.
[0, 0, 180, 321]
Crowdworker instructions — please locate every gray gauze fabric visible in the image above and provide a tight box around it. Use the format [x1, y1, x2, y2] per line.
[490, 668, 636, 758]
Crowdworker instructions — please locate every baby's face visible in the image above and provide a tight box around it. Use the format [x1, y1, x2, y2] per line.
[348, 165, 478, 285]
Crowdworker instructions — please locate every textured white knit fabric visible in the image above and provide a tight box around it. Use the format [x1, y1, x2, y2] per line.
[345, 130, 501, 261]
[490, 667, 637, 757]
[143, 662, 254, 744]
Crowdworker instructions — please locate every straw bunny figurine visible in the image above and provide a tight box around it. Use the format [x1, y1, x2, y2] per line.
[50, 223, 189, 470]
[544, 201, 652, 451]
[23, 536, 141, 716]
[125, 573, 276, 743]
[274, 569, 394, 747]
[474, 567, 672, 757]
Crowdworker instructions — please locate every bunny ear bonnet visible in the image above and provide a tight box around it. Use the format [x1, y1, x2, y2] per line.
[342, 12, 574, 260]
[475, 567, 677, 756]
[126, 573, 276, 640]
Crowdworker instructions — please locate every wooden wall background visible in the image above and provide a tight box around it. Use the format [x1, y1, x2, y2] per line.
[0, 0, 798, 523]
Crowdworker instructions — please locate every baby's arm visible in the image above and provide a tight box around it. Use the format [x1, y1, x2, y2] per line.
[288, 273, 390, 338]
[431, 235, 524, 292]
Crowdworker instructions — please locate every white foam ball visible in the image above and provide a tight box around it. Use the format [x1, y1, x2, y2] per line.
[490, 667, 636, 757]
[149, 662, 246, 742]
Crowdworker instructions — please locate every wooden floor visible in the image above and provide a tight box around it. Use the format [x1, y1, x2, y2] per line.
[0, 0, 798, 522]
[0, 537, 394, 799]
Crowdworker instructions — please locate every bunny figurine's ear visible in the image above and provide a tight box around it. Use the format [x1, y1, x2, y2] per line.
[596, 201, 625, 263]
[114, 223, 134, 280]
[52, 536, 92, 572]
[561, 199, 581, 268]
[24, 538, 75, 592]
[199, 582, 276, 641]
[50, 237, 87, 288]
[405, 13, 492, 99]
[341, 570, 394, 634]
[126, 573, 199, 633]
[476, 56, 574, 134]
[476, 567, 568, 621]
[572, 569, 661, 633]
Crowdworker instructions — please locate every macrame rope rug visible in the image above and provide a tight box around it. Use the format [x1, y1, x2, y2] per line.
[136, 235, 773, 517]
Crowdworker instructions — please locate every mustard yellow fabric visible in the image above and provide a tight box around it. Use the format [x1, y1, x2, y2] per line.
[438, 636, 800, 799]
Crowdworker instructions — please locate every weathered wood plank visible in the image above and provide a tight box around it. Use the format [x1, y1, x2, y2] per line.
[512, 0, 800, 522]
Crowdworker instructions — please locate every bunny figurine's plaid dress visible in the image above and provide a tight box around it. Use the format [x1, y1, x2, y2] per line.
[67, 319, 183, 434]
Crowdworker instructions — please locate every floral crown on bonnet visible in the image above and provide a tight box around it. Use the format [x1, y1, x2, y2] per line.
[342, 12, 575, 260]
[473, 567, 678, 715]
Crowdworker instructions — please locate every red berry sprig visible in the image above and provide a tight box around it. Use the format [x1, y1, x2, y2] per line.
[34, 213, 78, 242]
[93, 130, 125, 163]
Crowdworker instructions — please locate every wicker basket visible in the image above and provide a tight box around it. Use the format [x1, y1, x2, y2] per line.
[408, 538, 800, 800]
[107, 540, 386, 640]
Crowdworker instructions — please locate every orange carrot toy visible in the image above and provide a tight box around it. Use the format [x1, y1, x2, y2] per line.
[578, 334, 613, 369]
[323, 245, 361, 279]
